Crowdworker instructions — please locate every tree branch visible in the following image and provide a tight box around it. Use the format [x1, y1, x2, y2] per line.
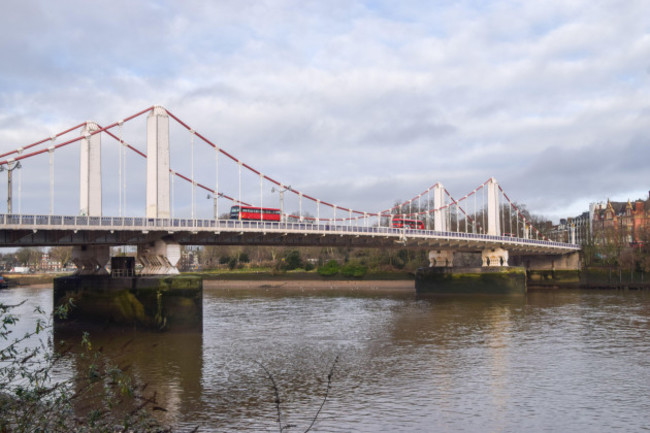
[304, 355, 339, 433]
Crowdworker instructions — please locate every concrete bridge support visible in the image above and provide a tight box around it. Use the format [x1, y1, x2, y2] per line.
[428, 250, 454, 267]
[482, 248, 509, 267]
[519, 251, 580, 271]
[71, 245, 110, 275]
[517, 251, 581, 288]
[146, 106, 171, 219]
[79, 122, 102, 217]
[137, 238, 181, 275]
[54, 275, 202, 331]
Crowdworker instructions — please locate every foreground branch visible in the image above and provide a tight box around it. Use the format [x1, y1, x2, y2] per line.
[256, 355, 339, 433]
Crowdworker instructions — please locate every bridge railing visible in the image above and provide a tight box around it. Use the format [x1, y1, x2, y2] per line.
[0, 213, 579, 250]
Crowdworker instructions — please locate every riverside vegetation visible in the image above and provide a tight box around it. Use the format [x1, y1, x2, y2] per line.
[1, 297, 339, 432]
[0, 300, 170, 432]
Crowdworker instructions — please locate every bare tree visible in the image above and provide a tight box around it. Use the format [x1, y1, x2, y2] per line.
[49, 246, 73, 268]
[14, 247, 42, 268]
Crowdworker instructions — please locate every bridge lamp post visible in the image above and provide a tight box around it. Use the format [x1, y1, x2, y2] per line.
[0, 161, 21, 215]
[206, 193, 224, 220]
[271, 185, 290, 223]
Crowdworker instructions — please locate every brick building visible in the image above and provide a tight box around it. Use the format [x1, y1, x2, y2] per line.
[40, 252, 63, 272]
[548, 211, 590, 245]
[591, 194, 650, 246]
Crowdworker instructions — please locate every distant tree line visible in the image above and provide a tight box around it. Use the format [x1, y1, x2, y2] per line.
[183, 244, 430, 277]
[0, 246, 73, 272]
[583, 224, 650, 276]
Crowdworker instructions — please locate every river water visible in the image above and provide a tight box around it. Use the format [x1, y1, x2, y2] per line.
[2, 284, 650, 432]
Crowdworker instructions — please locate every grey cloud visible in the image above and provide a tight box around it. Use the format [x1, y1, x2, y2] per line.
[1, 0, 649, 222]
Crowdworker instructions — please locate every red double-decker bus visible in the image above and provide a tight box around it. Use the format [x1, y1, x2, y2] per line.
[230, 205, 281, 221]
[391, 218, 424, 230]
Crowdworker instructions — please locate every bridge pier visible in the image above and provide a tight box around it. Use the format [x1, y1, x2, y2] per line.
[519, 251, 580, 271]
[514, 251, 581, 288]
[420, 245, 527, 294]
[137, 238, 181, 275]
[54, 275, 202, 331]
[482, 248, 509, 267]
[60, 239, 196, 331]
[415, 266, 527, 294]
[428, 250, 454, 267]
[71, 245, 110, 275]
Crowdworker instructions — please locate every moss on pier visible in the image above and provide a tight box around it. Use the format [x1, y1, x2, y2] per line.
[53, 275, 202, 331]
[415, 267, 527, 294]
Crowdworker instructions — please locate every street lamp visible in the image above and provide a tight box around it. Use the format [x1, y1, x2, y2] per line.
[271, 185, 291, 223]
[0, 161, 21, 215]
[206, 192, 224, 220]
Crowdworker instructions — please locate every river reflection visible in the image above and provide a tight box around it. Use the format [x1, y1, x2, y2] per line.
[2, 286, 650, 432]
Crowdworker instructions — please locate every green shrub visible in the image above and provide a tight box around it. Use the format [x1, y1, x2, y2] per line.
[318, 260, 340, 276]
[283, 250, 303, 271]
[0, 301, 167, 431]
[341, 262, 368, 278]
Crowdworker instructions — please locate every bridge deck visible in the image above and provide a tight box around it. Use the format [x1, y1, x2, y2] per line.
[0, 214, 579, 254]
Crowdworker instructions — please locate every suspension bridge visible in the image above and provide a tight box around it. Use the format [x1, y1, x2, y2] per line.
[0, 105, 578, 274]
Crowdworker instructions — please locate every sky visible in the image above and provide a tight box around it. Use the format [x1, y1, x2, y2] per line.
[1, 0, 649, 222]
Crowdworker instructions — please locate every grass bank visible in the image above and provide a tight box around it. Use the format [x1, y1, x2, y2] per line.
[1, 270, 414, 287]
[186, 269, 415, 281]
[3, 273, 70, 287]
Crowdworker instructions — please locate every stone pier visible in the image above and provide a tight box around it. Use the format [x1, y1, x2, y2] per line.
[418, 246, 526, 294]
[415, 266, 527, 294]
[512, 252, 581, 288]
[54, 275, 202, 331]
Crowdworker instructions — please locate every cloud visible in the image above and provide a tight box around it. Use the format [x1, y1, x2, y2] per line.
[1, 0, 649, 221]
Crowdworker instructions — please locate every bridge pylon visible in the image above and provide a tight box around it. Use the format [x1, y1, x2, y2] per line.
[433, 183, 447, 231]
[79, 121, 102, 217]
[146, 105, 171, 219]
[73, 122, 106, 274]
[486, 177, 500, 236]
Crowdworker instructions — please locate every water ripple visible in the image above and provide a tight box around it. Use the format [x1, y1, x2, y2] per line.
[3, 287, 650, 432]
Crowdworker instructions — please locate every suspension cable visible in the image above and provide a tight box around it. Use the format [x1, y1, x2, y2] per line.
[118, 121, 123, 217]
[17, 149, 22, 215]
[171, 170, 175, 219]
[482, 185, 486, 233]
[48, 142, 54, 215]
[509, 198, 513, 235]
[260, 173, 264, 222]
[238, 161, 242, 220]
[190, 129, 195, 220]
[215, 146, 219, 219]
[122, 128, 128, 216]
